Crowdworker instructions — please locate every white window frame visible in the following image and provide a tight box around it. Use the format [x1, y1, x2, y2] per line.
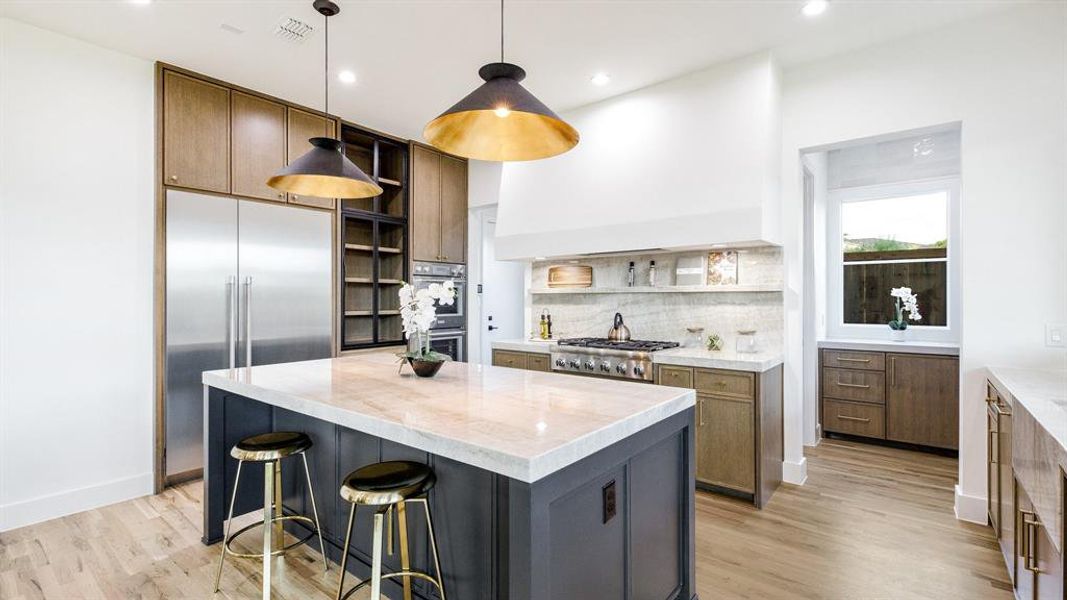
[826, 178, 960, 342]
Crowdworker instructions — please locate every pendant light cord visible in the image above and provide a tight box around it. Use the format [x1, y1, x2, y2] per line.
[500, 0, 504, 63]
[324, 10, 329, 118]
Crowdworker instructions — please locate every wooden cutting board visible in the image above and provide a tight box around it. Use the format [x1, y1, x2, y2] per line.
[547, 265, 593, 288]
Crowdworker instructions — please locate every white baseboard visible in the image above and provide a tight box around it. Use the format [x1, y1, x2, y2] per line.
[0, 472, 153, 532]
[783, 456, 807, 485]
[954, 484, 987, 525]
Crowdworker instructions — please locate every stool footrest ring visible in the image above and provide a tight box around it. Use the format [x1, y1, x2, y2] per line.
[223, 514, 318, 559]
[339, 569, 444, 600]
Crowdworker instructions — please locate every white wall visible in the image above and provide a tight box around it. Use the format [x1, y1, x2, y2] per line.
[801, 151, 827, 447]
[0, 18, 155, 531]
[496, 52, 783, 259]
[781, 4, 1067, 522]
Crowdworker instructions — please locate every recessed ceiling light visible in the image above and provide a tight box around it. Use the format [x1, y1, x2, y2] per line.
[337, 70, 357, 84]
[590, 73, 611, 86]
[802, 0, 828, 17]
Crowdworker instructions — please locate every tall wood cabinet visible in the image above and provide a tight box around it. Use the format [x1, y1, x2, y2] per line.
[820, 348, 959, 450]
[231, 91, 286, 202]
[410, 143, 467, 263]
[286, 108, 337, 209]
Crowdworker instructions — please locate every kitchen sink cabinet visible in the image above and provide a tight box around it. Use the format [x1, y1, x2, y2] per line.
[162, 70, 230, 193]
[285, 107, 338, 210]
[657, 364, 782, 508]
[411, 143, 467, 263]
[231, 92, 286, 202]
[820, 349, 959, 451]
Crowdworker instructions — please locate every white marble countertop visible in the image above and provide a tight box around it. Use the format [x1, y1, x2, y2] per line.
[203, 352, 694, 483]
[818, 338, 960, 356]
[987, 366, 1067, 453]
[492, 339, 783, 372]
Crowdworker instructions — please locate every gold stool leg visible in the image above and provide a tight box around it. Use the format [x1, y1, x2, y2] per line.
[370, 511, 385, 600]
[272, 459, 284, 553]
[335, 502, 357, 600]
[396, 501, 413, 600]
[419, 498, 447, 600]
[300, 452, 328, 573]
[262, 460, 276, 600]
[213, 460, 244, 593]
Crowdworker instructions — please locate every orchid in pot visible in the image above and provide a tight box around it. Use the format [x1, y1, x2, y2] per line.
[888, 286, 922, 341]
[396, 281, 456, 377]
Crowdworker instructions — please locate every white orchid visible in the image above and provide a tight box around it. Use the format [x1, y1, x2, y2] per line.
[397, 280, 457, 361]
[889, 286, 922, 330]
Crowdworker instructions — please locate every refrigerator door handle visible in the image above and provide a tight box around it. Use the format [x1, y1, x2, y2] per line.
[228, 276, 237, 369]
[244, 276, 253, 367]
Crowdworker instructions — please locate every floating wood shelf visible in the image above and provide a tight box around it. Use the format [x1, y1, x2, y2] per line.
[378, 246, 402, 254]
[345, 277, 373, 284]
[529, 284, 783, 295]
[344, 310, 373, 316]
[345, 243, 374, 252]
[377, 177, 402, 187]
[378, 310, 401, 316]
[379, 279, 404, 285]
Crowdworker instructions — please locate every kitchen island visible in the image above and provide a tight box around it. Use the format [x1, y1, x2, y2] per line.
[202, 352, 697, 600]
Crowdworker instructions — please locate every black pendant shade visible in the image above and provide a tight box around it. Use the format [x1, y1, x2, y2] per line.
[267, 137, 382, 198]
[424, 62, 579, 162]
[267, 0, 381, 199]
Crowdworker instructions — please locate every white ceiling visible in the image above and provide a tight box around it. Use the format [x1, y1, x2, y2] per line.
[0, 0, 1017, 140]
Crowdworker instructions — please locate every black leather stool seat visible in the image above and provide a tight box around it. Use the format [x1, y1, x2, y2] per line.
[340, 461, 436, 506]
[230, 431, 312, 461]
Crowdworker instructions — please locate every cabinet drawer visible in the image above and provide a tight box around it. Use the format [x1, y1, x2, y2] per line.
[694, 369, 754, 399]
[822, 350, 885, 371]
[658, 366, 693, 388]
[527, 354, 550, 372]
[823, 399, 885, 439]
[492, 350, 527, 370]
[822, 367, 885, 404]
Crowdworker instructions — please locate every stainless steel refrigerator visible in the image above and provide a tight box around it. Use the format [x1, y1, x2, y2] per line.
[164, 190, 332, 482]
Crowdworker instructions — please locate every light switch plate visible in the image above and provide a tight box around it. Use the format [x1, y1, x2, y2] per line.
[1046, 323, 1066, 348]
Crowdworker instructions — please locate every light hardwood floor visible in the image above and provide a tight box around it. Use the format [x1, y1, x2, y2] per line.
[0, 439, 1011, 599]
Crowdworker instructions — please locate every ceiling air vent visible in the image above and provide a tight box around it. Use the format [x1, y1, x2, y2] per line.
[274, 16, 314, 43]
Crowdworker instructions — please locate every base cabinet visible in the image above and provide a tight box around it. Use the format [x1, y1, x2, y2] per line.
[491, 350, 550, 372]
[659, 364, 782, 508]
[820, 348, 959, 451]
[1015, 481, 1064, 599]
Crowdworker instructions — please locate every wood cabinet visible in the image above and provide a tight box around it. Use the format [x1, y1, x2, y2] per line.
[411, 144, 467, 263]
[231, 92, 286, 202]
[886, 354, 959, 449]
[987, 382, 1016, 578]
[658, 364, 783, 508]
[490, 350, 551, 372]
[820, 348, 959, 450]
[162, 71, 230, 193]
[286, 107, 337, 209]
[1015, 480, 1065, 599]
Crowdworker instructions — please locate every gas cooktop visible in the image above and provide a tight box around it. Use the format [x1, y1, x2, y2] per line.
[556, 338, 680, 352]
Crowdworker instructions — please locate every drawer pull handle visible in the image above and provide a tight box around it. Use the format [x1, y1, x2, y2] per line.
[837, 357, 871, 363]
[836, 382, 871, 389]
[837, 415, 870, 423]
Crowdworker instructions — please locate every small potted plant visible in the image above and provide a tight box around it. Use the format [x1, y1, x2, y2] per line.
[397, 281, 456, 377]
[888, 286, 922, 341]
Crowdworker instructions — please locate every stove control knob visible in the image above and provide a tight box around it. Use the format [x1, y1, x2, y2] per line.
[584, 360, 595, 371]
[633, 365, 645, 377]
[555, 358, 566, 368]
[569, 360, 581, 369]
[600, 362, 611, 373]
[616, 364, 627, 374]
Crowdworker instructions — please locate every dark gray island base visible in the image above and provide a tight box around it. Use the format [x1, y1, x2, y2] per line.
[203, 387, 698, 600]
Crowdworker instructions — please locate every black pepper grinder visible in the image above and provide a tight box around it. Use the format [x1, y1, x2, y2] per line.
[546, 310, 553, 339]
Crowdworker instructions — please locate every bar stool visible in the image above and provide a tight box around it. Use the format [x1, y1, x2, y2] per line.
[213, 431, 328, 595]
[335, 461, 446, 600]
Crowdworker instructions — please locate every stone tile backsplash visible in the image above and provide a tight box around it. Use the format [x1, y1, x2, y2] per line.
[530, 247, 783, 351]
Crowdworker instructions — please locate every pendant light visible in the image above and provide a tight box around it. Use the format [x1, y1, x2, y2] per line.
[423, 0, 579, 162]
[268, 0, 382, 198]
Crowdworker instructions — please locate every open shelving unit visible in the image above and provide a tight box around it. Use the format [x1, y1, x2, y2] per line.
[339, 123, 410, 351]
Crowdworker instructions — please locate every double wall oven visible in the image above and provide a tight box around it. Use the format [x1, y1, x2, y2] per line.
[411, 261, 467, 361]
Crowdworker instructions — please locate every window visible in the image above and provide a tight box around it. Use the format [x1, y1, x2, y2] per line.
[827, 179, 959, 341]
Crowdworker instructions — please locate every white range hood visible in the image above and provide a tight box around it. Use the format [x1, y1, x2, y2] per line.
[495, 52, 782, 260]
